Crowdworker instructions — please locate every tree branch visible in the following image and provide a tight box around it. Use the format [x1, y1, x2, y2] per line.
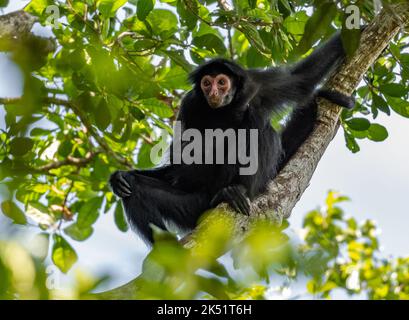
[94, 3, 409, 299]
[35, 150, 102, 172]
[0, 11, 37, 38]
[0, 10, 56, 53]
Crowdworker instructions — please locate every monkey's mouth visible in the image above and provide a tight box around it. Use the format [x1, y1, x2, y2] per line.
[207, 97, 223, 108]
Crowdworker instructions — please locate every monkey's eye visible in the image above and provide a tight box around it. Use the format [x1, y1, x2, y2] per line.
[218, 79, 225, 85]
[203, 80, 211, 87]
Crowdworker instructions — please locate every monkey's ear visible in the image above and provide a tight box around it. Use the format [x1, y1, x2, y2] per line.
[188, 66, 202, 84]
[222, 61, 246, 78]
[188, 58, 217, 84]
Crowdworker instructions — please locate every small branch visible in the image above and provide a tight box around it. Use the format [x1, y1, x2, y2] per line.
[227, 27, 234, 59]
[62, 181, 75, 222]
[0, 97, 70, 106]
[67, 102, 133, 169]
[36, 150, 101, 172]
[182, 0, 213, 26]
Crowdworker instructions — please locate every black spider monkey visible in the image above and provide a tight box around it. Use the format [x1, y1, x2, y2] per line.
[110, 32, 354, 244]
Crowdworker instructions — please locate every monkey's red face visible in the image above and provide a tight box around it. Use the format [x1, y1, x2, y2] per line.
[200, 74, 233, 108]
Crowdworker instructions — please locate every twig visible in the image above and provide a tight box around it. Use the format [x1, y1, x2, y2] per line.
[37, 150, 102, 172]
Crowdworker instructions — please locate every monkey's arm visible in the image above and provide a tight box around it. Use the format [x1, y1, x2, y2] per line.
[251, 32, 347, 110]
[290, 32, 345, 86]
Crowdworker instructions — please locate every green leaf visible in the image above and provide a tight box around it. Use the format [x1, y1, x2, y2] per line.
[130, 106, 145, 120]
[240, 22, 268, 54]
[166, 50, 193, 72]
[114, 202, 129, 232]
[95, 99, 111, 131]
[367, 124, 388, 142]
[1, 200, 27, 225]
[345, 118, 371, 131]
[379, 83, 407, 97]
[386, 96, 409, 118]
[136, 0, 155, 20]
[297, 3, 337, 55]
[195, 275, 229, 299]
[372, 93, 390, 116]
[283, 11, 309, 35]
[58, 139, 73, 157]
[146, 9, 178, 39]
[142, 98, 173, 118]
[137, 142, 154, 168]
[98, 0, 128, 18]
[77, 197, 103, 228]
[30, 128, 53, 136]
[177, 0, 198, 30]
[0, 0, 9, 8]
[278, 0, 292, 15]
[9, 137, 34, 157]
[341, 25, 361, 58]
[25, 0, 50, 15]
[64, 223, 94, 241]
[400, 53, 409, 66]
[344, 132, 360, 153]
[193, 34, 226, 55]
[52, 234, 78, 273]
[246, 46, 270, 68]
[93, 156, 110, 181]
[248, 0, 257, 9]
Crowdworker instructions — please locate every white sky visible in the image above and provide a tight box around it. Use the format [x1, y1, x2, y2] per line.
[1, 1, 408, 293]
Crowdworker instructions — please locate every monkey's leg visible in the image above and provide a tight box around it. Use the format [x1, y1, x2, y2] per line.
[121, 173, 211, 244]
[110, 166, 173, 198]
[278, 101, 318, 172]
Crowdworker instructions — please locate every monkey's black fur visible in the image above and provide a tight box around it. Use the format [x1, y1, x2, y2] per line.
[110, 32, 354, 244]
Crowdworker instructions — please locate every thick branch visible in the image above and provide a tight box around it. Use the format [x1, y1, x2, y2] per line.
[95, 4, 409, 299]
[0, 11, 55, 53]
[0, 11, 37, 38]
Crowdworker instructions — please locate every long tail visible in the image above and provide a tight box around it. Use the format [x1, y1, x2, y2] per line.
[317, 89, 355, 109]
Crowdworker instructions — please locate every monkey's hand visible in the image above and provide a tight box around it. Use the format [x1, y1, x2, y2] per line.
[109, 171, 132, 198]
[210, 184, 251, 216]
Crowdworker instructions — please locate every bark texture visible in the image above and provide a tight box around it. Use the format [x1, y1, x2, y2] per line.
[0, 11, 37, 38]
